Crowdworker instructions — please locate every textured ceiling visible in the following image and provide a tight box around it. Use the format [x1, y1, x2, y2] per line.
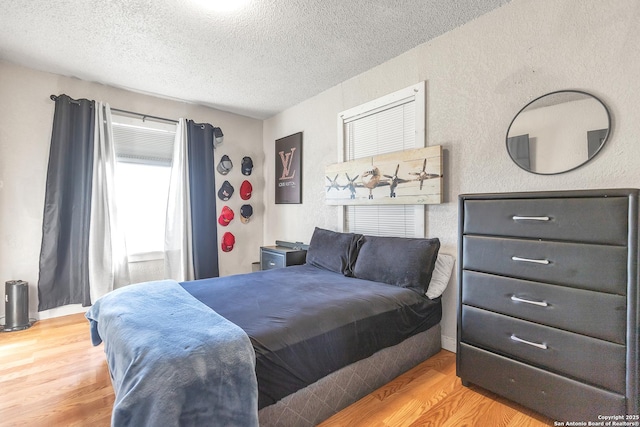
[0, 0, 510, 119]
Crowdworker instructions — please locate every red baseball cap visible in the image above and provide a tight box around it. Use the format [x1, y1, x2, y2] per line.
[221, 232, 235, 252]
[240, 180, 253, 200]
[218, 206, 234, 226]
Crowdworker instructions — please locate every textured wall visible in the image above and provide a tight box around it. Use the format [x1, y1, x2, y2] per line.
[0, 61, 263, 320]
[262, 0, 640, 350]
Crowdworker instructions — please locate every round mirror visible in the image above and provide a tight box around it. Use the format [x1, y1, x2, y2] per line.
[506, 90, 611, 175]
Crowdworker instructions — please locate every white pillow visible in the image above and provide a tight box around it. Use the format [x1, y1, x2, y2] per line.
[426, 253, 455, 299]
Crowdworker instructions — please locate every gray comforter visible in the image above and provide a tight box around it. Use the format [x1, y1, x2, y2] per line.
[86, 279, 258, 427]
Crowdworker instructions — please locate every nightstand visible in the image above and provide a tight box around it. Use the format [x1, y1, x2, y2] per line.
[260, 246, 307, 270]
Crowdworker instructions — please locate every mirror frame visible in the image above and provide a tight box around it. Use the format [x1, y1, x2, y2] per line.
[505, 90, 611, 175]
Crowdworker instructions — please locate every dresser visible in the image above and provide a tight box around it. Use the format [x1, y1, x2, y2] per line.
[260, 246, 307, 270]
[457, 189, 639, 421]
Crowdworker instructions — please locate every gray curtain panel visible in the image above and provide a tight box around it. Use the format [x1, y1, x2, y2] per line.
[186, 120, 219, 279]
[38, 94, 95, 310]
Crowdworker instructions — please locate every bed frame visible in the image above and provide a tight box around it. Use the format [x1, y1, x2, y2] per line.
[258, 323, 441, 426]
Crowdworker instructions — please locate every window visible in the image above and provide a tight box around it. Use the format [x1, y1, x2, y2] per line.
[338, 82, 426, 237]
[112, 115, 176, 258]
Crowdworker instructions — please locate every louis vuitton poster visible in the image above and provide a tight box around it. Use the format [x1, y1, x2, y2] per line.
[275, 132, 302, 204]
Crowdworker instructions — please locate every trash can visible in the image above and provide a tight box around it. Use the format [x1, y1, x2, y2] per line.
[4, 280, 31, 332]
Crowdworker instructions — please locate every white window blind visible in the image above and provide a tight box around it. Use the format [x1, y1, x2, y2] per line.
[112, 116, 176, 166]
[340, 83, 425, 237]
[345, 101, 415, 158]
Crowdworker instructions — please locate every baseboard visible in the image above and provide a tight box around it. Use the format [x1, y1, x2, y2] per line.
[36, 304, 87, 321]
[441, 335, 456, 352]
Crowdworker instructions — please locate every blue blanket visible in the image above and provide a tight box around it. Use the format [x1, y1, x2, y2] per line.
[86, 280, 258, 427]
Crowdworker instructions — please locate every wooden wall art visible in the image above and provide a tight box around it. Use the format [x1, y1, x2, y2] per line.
[324, 145, 442, 205]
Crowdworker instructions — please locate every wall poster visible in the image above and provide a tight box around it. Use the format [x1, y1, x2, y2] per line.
[275, 132, 302, 204]
[324, 145, 443, 205]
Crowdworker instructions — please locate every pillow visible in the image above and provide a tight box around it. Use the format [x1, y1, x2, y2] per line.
[426, 253, 455, 299]
[306, 227, 362, 276]
[352, 235, 440, 293]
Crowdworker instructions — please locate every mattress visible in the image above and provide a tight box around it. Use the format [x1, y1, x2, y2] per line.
[180, 264, 442, 409]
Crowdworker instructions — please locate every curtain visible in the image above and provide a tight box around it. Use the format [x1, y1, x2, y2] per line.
[38, 97, 219, 310]
[164, 119, 195, 281]
[38, 95, 95, 310]
[186, 120, 219, 279]
[88, 102, 130, 301]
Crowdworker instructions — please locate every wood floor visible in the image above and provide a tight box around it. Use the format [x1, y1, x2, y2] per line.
[0, 313, 554, 426]
[319, 350, 553, 427]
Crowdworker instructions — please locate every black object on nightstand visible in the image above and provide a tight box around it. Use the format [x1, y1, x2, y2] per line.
[260, 246, 307, 270]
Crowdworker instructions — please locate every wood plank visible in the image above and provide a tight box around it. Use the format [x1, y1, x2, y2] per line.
[319, 350, 554, 427]
[0, 313, 113, 427]
[325, 145, 443, 205]
[0, 314, 553, 426]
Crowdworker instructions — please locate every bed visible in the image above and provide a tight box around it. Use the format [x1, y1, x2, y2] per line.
[87, 228, 452, 426]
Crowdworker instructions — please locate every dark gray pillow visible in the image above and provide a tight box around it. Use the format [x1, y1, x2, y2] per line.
[306, 227, 362, 276]
[352, 235, 440, 293]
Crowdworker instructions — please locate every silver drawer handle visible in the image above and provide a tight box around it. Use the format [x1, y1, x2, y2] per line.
[510, 295, 549, 307]
[511, 256, 550, 265]
[510, 334, 548, 350]
[268, 262, 276, 266]
[512, 216, 550, 221]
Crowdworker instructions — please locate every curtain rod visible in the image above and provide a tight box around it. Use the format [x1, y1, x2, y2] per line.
[50, 95, 178, 124]
[110, 107, 178, 125]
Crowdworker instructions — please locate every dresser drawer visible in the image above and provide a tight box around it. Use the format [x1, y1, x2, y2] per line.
[463, 197, 629, 245]
[462, 235, 628, 294]
[260, 246, 307, 270]
[261, 251, 284, 270]
[461, 270, 627, 344]
[461, 306, 626, 393]
[458, 343, 626, 422]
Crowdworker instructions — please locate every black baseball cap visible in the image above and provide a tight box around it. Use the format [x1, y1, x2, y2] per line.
[241, 156, 253, 176]
[217, 180, 234, 201]
[240, 204, 253, 223]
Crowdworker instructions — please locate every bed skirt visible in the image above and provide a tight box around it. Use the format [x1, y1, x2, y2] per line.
[258, 323, 441, 426]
